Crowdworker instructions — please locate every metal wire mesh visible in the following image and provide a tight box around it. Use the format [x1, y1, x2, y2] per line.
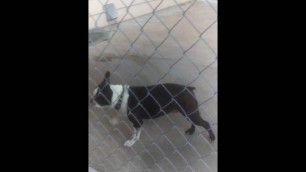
[89, 0, 217, 171]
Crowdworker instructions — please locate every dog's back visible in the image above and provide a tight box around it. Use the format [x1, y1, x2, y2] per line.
[127, 83, 197, 118]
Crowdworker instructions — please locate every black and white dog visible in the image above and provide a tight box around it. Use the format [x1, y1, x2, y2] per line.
[90, 71, 215, 147]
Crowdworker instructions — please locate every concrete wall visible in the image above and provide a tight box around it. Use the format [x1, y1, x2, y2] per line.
[89, 0, 192, 29]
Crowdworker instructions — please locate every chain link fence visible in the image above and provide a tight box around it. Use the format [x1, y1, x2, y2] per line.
[89, 0, 217, 171]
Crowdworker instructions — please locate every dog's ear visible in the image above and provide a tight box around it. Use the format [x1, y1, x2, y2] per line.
[105, 71, 111, 79]
[99, 71, 111, 88]
[102, 71, 111, 84]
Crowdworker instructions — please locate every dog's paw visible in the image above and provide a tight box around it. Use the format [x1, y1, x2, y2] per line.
[209, 133, 216, 142]
[185, 128, 195, 135]
[185, 127, 195, 135]
[124, 140, 135, 147]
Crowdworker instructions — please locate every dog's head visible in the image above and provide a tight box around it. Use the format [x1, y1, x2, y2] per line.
[90, 71, 113, 107]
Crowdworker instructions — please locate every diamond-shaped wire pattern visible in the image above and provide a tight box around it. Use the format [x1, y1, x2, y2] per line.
[89, 0, 217, 171]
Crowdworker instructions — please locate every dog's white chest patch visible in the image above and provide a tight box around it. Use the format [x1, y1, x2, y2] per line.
[110, 84, 130, 113]
[121, 85, 130, 113]
[93, 87, 98, 95]
[109, 85, 123, 105]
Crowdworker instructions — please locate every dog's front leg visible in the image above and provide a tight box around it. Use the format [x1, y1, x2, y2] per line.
[124, 128, 141, 147]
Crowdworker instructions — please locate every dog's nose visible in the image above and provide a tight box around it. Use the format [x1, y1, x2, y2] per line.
[89, 98, 95, 106]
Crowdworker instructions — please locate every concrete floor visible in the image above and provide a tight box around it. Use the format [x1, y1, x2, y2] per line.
[89, 1, 217, 171]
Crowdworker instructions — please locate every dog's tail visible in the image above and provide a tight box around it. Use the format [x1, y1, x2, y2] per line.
[187, 86, 196, 91]
[187, 86, 196, 94]
[187, 86, 196, 97]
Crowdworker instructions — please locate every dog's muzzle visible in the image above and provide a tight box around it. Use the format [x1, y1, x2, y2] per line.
[89, 98, 95, 106]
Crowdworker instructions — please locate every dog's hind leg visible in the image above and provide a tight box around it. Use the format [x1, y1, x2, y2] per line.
[181, 96, 215, 141]
[175, 99, 197, 135]
[189, 112, 215, 141]
[176, 103, 196, 135]
[185, 124, 195, 135]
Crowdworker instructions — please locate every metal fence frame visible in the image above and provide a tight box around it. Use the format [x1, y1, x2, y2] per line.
[89, 0, 217, 171]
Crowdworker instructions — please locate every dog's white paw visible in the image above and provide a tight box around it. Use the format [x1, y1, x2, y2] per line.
[109, 117, 119, 126]
[124, 140, 135, 147]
